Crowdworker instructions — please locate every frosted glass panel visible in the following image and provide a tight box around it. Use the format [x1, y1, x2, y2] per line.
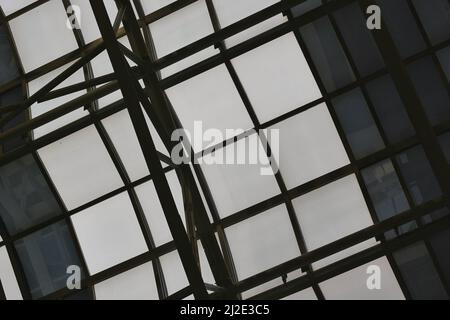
[90, 51, 123, 108]
[269, 103, 349, 188]
[135, 170, 187, 247]
[141, 0, 176, 14]
[212, 0, 286, 47]
[8, 1, 78, 72]
[0, 246, 22, 300]
[320, 257, 405, 300]
[232, 33, 322, 123]
[0, 0, 35, 15]
[166, 64, 253, 153]
[150, 1, 214, 57]
[226, 205, 300, 279]
[95, 262, 158, 300]
[38, 126, 123, 210]
[160, 251, 189, 295]
[200, 134, 280, 218]
[293, 175, 376, 267]
[212, 0, 280, 26]
[71, 192, 148, 274]
[293, 175, 374, 250]
[161, 46, 219, 78]
[102, 110, 150, 182]
[70, 0, 120, 43]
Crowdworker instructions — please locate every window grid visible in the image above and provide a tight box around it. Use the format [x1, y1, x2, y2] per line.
[0, 0, 449, 300]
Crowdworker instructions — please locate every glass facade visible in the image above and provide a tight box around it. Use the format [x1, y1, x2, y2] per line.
[0, 0, 449, 300]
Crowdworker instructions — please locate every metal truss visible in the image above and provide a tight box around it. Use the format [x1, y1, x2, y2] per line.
[0, 0, 449, 300]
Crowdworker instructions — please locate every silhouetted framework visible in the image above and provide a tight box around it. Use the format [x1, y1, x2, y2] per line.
[0, 0, 449, 300]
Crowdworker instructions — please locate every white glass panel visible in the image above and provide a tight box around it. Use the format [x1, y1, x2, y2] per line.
[225, 15, 288, 48]
[200, 134, 280, 218]
[90, 51, 123, 108]
[135, 170, 186, 246]
[142, 107, 170, 156]
[94, 262, 158, 300]
[0, 246, 22, 300]
[320, 257, 405, 300]
[160, 251, 189, 295]
[166, 64, 253, 153]
[161, 46, 219, 79]
[38, 125, 123, 210]
[149, 0, 214, 57]
[141, 0, 176, 14]
[71, 192, 148, 274]
[269, 103, 349, 188]
[283, 287, 317, 300]
[212, 0, 279, 25]
[102, 109, 150, 182]
[70, 0, 120, 44]
[29, 64, 88, 139]
[150, 1, 218, 78]
[292, 175, 374, 251]
[0, 0, 35, 15]
[226, 205, 300, 279]
[212, 0, 285, 47]
[232, 33, 322, 123]
[8, 1, 78, 72]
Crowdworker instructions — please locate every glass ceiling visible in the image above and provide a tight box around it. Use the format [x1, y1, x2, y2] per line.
[0, 0, 450, 300]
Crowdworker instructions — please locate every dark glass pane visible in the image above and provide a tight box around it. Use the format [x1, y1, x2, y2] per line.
[430, 229, 450, 289]
[292, 0, 323, 16]
[393, 242, 448, 300]
[422, 207, 450, 224]
[395, 146, 442, 205]
[15, 221, 84, 299]
[332, 88, 385, 158]
[408, 57, 450, 126]
[412, 0, 450, 44]
[376, 0, 426, 58]
[333, 3, 385, 76]
[0, 25, 19, 85]
[362, 159, 410, 221]
[437, 46, 450, 82]
[0, 87, 27, 153]
[365, 75, 415, 144]
[299, 16, 356, 92]
[0, 155, 62, 235]
[439, 132, 450, 163]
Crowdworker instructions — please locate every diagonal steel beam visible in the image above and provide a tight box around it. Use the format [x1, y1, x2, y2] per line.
[115, 0, 235, 297]
[89, 0, 208, 299]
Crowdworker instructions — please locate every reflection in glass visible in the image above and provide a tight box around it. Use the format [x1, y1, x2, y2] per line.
[366, 75, 415, 144]
[395, 146, 442, 205]
[362, 159, 410, 220]
[0, 155, 62, 235]
[300, 16, 356, 91]
[332, 88, 385, 159]
[15, 221, 84, 299]
[393, 242, 448, 300]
